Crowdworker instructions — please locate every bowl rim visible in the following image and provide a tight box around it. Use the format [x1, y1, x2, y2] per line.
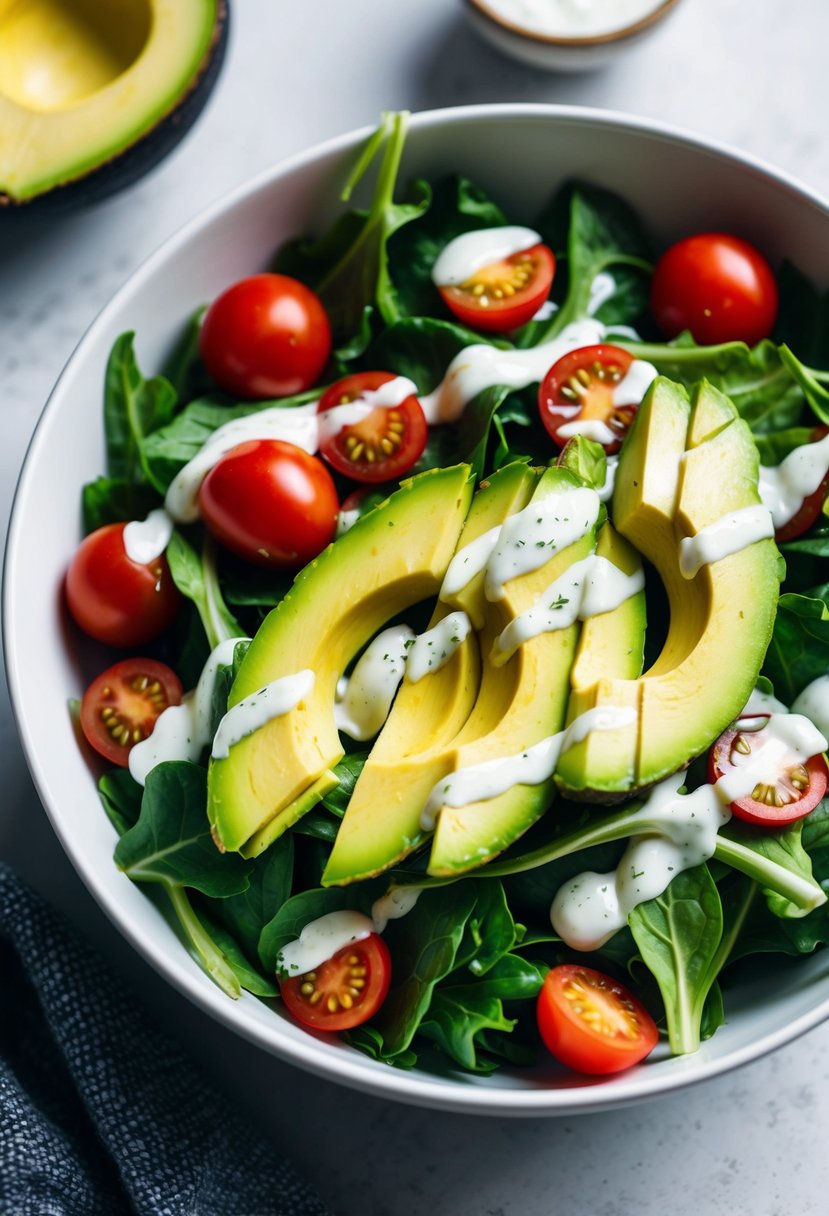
[464, 0, 681, 48]
[6, 101, 829, 1116]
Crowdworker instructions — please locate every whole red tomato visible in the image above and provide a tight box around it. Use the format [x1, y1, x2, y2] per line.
[199, 273, 332, 398]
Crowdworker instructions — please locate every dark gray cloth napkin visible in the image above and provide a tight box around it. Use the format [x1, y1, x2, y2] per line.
[0, 863, 328, 1216]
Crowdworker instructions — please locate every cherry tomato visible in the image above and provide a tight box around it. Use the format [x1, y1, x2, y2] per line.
[537, 965, 659, 1075]
[539, 344, 637, 455]
[774, 426, 829, 543]
[438, 242, 555, 333]
[80, 658, 183, 767]
[198, 439, 338, 568]
[650, 233, 778, 346]
[708, 713, 828, 827]
[65, 522, 181, 648]
[279, 934, 391, 1032]
[199, 273, 332, 398]
[317, 372, 427, 483]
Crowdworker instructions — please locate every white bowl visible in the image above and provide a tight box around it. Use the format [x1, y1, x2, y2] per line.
[463, 0, 682, 73]
[6, 105, 829, 1116]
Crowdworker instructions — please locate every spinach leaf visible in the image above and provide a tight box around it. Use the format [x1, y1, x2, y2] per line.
[320, 751, 369, 817]
[717, 820, 825, 919]
[752, 427, 814, 466]
[104, 332, 177, 484]
[344, 1025, 418, 1070]
[98, 769, 143, 835]
[779, 344, 829, 425]
[166, 530, 244, 650]
[274, 112, 428, 343]
[258, 885, 375, 975]
[114, 762, 251, 898]
[386, 174, 507, 320]
[762, 591, 829, 703]
[162, 306, 208, 402]
[207, 834, 293, 987]
[629, 865, 723, 1055]
[454, 879, 517, 976]
[556, 434, 608, 490]
[81, 477, 161, 534]
[196, 909, 278, 998]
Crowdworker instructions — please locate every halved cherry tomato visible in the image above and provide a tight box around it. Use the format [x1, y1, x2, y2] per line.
[279, 934, 391, 1032]
[80, 658, 183, 767]
[438, 242, 555, 333]
[538, 344, 637, 455]
[708, 713, 828, 827]
[65, 522, 182, 648]
[774, 426, 829, 544]
[650, 232, 778, 346]
[537, 965, 658, 1075]
[199, 273, 332, 399]
[198, 439, 339, 568]
[317, 372, 427, 483]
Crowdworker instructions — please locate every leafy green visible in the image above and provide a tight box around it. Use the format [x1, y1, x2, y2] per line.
[98, 769, 143, 835]
[762, 591, 829, 702]
[258, 886, 374, 976]
[81, 477, 161, 534]
[779, 344, 829, 425]
[752, 427, 814, 466]
[774, 262, 829, 369]
[104, 332, 177, 484]
[196, 910, 278, 998]
[555, 434, 608, 490]
[162, 306, 208, 402]
[207, 835, 293, 988]
[717, 821, 825, 919]
[320, 752, 370, 817]
[454, 879, 518, 976]
[166, 530, 244, 651]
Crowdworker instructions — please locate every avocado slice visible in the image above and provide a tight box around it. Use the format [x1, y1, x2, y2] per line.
[561, 377, 781, 797]
[426, 466, 603, 877]
[207, 465, 474, 855]
[322, 462, 540, 886]
[0, 0, 227, 209]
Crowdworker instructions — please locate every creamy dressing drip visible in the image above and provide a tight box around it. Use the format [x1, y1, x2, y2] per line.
[678, 504, 775, 579]
[405, 612, 472, 683]
[276, 911, 375, 977]
[495, 553, 645, 660]
[552, 711, 829, 950]
[419, 705, 636, 832]
[129, 637, 247, 785]
[586, 270, 616, 315]
[431, 226, 542, 286]
[792, 674, 829, 739]
[758, 430, 829, 529]
[613, 358, 657, 406]
[485, 485, 602, 601]
[556, 419, 617, 444]
[334, 626, 414, 741]
[440, 525, 502, 601]
[371, 885, 423, 933]
[316, 376, 418, 447]
[122, 508, 174, 565]
[481, 0, 665, 37]
[212, 669, 315, 760]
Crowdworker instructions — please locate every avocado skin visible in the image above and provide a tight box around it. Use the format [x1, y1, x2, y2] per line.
[0, 2, 229, 218]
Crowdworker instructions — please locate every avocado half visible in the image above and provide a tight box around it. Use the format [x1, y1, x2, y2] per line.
[0, 0, 229, 214]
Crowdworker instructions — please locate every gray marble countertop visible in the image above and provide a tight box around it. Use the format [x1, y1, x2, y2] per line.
[2, 1, 828, 1212]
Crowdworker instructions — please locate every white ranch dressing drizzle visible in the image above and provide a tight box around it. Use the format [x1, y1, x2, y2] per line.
[485, 485, 602, 601]
[552, 711, 829, 951]
[405, 612, 472, 683]
[419, 705, 636, 831]
[556, 419, 617, 444]
[481, 0, 665, 37]
[371, 886, 423, 933]
[316, 376, 418, 446]
[122, 508, 174, 565]
[587, 270, 616, 315]
[129, 636, 248, 786]
[420, 318, 605, 425]
[613, 358, 657, 406]
[165, 404, 320, 522]
[334, 625, 414, 741]
[758, 430, 829, 529]
[336, 506, 362, 537]
[678, 504, 774, 579]
[742, 686, 789, 717]
[211, 669, 315, 760]
[792, 673, 829, 739]
[431, 226, 542, 286]
[495, 553, 644, 660]
[276, 911, 375, 978]
[440, 525, 502, 601]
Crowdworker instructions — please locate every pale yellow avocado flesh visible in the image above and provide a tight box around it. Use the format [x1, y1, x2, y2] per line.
[208, 465, 474, 854]
[0, 0, 218, 200]
[562, 378, 780, 797]
[427, 467, 601, 877]
[321, 463, 540, 886]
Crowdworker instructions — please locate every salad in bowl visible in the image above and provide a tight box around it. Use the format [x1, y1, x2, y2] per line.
[15, 109, 829, 1099]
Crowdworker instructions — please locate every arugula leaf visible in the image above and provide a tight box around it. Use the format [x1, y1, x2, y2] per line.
[104, 332, 177, 484]
[762, 591, 829, 702]
[114, 762, 251, 898]
[166, 530, 244, 651]
[275, 112, 428, 343]
[81, 477, 161, 534]
[629, 865, 723, 1055]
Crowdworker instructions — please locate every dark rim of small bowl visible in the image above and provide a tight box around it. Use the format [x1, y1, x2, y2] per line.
[465, 0, 680, 48]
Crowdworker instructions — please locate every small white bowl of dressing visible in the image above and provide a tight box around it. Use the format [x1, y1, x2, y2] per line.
[463, 0, 682, 72]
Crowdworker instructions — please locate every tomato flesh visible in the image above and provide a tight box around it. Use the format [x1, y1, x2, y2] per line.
[80, 658, 183, 768]
[537, 965, 658, 1075]
[708, 713, 828, 827]
[317, 372, 427, 483]
[539, 344, 637, 455]
[774, 427, 829, 543]
[65, 522, 181, 648]
[279, 934, 391, 1032]
[650, 232, 778, 346]
[438, 242, 555, 333]
[199, 273, 332, 399]
[198, 439, 339, 568]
